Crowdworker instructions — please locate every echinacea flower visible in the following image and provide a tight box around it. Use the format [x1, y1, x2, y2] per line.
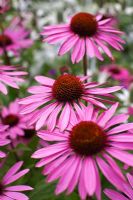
[0, 17, 33, 56]
[19, 74, 121, 131]
[0, 0, 10, 14]
[101, 64, 129, 81]
[105, 173, 133, 200]
[98, 14, 118, 27]
[0, 99, 28, 139]
[12, 128, 36, 148]
[0, 65, 27, 95]
[42, 12, 125, 63]
[32, 103, 133, 200]
[0, 161, 33, 199]
[100, 64, 133, 88]
[0, 132, 10, 158]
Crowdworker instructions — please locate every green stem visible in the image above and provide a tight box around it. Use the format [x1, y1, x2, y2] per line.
[10, 142, 20, 161]
[83, 52, 87, 77]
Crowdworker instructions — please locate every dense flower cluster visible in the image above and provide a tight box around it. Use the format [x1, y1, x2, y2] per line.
[0, 3, 133, 200]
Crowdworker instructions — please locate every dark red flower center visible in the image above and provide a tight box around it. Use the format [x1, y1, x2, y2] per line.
[0, 182, 4, 195]
[52, 74, 84, 102]
[0, 34, 12, 47]
[23, 129, 36, 139]
[3, 114, 19, 127]
[70, 12, 98, 37]
[69, 121, 107, 156]
[109, 68, 120, 74]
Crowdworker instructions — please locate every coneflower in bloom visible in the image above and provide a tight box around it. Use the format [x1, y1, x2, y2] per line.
[0, 161, 33, 199]
[97, 14, 118, 27]
[19, 74, 121, 131]
[0, 99, 28, 139]
[32, 103, 133, 200]
[0, 65, 27, 95]
[101, 64, 130, 81]
[42, 12, 125, 63]
[0, 0, 10, 14]
[0, 17, 33, 56]
[105, 173, 133, 200]
[101, 64, 133, 88]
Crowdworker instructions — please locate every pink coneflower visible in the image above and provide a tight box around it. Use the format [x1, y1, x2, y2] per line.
[105, 173, 133, 200]
[42, 12, 125, 63]
[0, 17, 33, 56]
[98, 14, 118, 27]
[0, 65, 27, 95]
[32, 103, 133, 200]
[19, 74, 121, 131]
[101, 64, 129, 81]
[0, 161, 33, 199]
[12, 128, 36, 149]
[0, 0, 10, 14]
[0, 135, 10, 158]
[0, 99, 28, 139]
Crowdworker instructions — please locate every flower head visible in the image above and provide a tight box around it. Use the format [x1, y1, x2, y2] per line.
[0, 17, 33, 56]
[105, 173, 133, 200]
[0, 161, 33, 199]
[101, 64, 129, 81]
[0, 99, 28, 139]
[0, 0, 10, 14]
[32, 103, 133, 200]
[101, 64, 133, 88]
[0, 65, 27, 95]
[19, 74, 121, 131]
[42, 12, 125, 63]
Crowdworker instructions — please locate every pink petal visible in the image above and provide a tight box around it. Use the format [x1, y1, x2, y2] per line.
[84, 104, 94, 121]
[59, 103, 71, 132]
[0, 81, 8, 94]
[127, 173, 133, 188]
[98, 103, 119, 127]
[47, 156, 74, 183]
[96, 157, 125, 191]
[5, 185, 33, 191]
[3, 161, 23, 184]
[47, 104, 62, 131]
[0, 151, 6, 158]
[78, 160, 87, 200]
[84, 158, 96, 196]
[36, 149, 68, 167]
[88, 86, 121, 94]
[4, 191, 29, 200]
[4, 169, 29, 185]
[75, 38, 85, 63]
[58, 34, 79, 56]
[103, 153, 125, 180]
[106, 148, 133, 166]
[104, 189, 128, 200]
[36, 102, 57, 130]
[55, 156, 79, 194]
[105, 114, 129, 130]
[109, 134, 133, 142]
[108, 123, 133, 135]
[35, 76, 55, 86]
[71, 38, 82, 63]
[67, 158, 82, 194]
[37, 131, 67, 141]
[32, 143, 67, 159]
